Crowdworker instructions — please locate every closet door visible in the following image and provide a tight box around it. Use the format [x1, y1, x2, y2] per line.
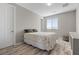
[0, 4, 15, 48]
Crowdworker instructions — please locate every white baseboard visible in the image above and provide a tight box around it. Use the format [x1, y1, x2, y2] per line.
[14, 42, 24, 46]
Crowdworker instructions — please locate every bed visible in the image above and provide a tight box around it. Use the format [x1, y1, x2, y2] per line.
[24, 29, 57, 51]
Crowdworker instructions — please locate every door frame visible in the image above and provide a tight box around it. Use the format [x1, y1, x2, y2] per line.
[7, 4, 16, 45]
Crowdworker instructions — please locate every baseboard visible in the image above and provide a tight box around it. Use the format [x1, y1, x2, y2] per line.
[14, 42, 24, 46]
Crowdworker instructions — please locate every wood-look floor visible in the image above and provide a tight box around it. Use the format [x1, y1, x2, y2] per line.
[0, 38, 72, 55]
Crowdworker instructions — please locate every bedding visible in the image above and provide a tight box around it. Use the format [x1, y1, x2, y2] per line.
[24, 29, 38, 33]
[24, 32, 57, 51]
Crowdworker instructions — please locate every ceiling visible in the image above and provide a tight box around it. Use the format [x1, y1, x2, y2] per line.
[17, 3, 79, 17]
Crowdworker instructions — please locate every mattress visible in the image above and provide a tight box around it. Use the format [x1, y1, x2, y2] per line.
[24, 32, 57, 51]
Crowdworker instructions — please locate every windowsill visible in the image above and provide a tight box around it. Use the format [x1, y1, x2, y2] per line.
[47, 29, 58, 30]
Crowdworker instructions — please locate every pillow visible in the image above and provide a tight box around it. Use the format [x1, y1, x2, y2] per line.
[24, 29, 38, 33]
[33, 29, 38, 32]
[24, 29, 33, 33]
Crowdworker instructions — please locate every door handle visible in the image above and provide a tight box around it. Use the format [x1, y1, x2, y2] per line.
[11, 30, 14, 32]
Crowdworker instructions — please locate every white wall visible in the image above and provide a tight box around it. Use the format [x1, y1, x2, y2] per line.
[76, 7, 79, 33]
[9, 4, 41, 43]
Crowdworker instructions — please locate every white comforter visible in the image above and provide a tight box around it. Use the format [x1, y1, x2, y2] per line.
[24, 32, 57, 51]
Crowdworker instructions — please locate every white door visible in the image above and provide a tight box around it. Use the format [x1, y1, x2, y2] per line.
[0, 4, 15, 48]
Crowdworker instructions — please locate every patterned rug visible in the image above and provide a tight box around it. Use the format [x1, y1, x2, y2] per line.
[50, 38, 72, 55]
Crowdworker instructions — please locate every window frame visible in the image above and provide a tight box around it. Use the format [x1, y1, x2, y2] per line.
[46, 17, 58, 30]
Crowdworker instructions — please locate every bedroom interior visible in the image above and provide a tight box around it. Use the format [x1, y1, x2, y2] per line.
[0, 3, 79, 55]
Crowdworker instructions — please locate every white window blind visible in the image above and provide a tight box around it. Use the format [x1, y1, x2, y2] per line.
[47, 17, 58, 29]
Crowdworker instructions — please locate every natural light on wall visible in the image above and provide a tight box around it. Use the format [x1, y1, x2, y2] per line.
[47, 17, 58, 29]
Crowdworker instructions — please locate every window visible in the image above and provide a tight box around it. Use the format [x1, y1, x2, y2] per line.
[47, 17, 58, 29]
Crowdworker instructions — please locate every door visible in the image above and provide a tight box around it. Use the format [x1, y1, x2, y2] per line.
[0, 4, 15, 48]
